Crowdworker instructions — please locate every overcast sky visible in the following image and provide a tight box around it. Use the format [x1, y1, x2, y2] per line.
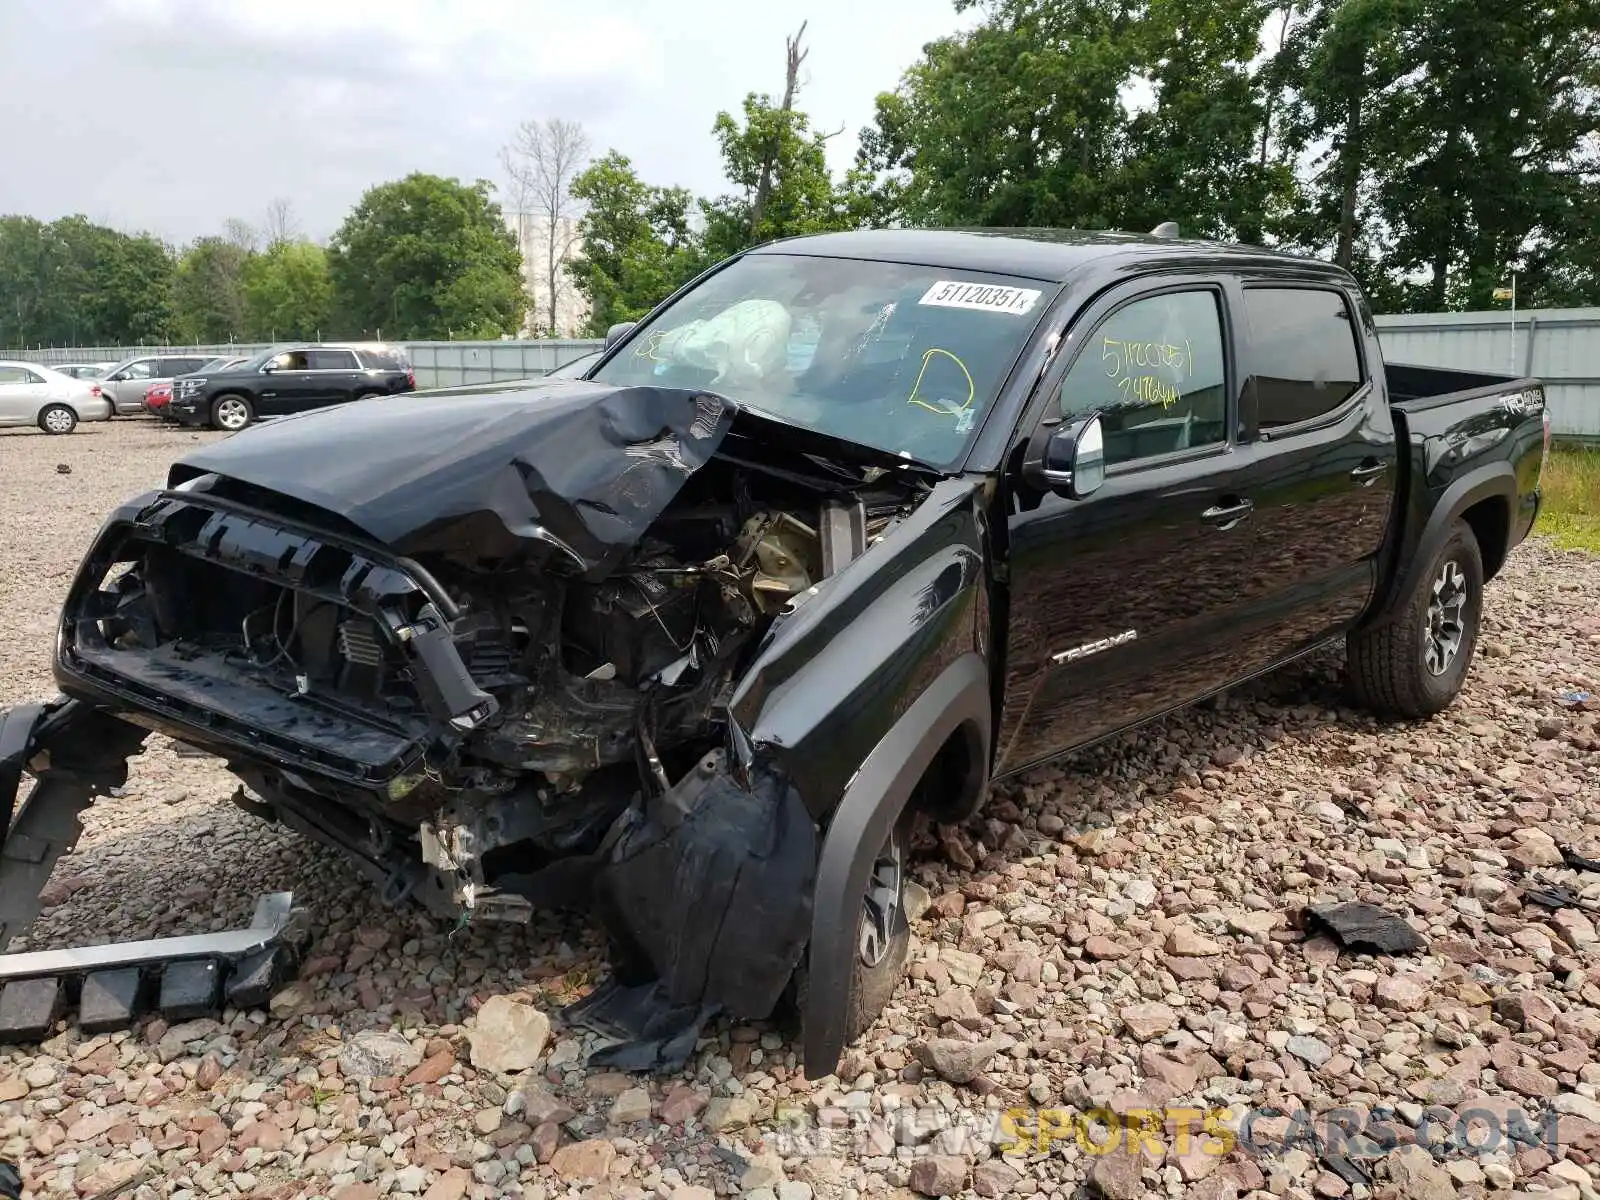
[0, 0, 977, 247]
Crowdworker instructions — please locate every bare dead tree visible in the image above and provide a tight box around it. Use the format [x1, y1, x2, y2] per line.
[750, 21, 810, 239]
[262, 197, 301, 248]
[501, 118, 591, 335]
[222, 218, 259, 254]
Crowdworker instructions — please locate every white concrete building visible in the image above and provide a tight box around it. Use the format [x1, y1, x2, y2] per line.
[506, 211, 590, 337]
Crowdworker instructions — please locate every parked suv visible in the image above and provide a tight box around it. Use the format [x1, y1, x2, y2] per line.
[98, 354, 216, 415]
[168, 343, 415, 430]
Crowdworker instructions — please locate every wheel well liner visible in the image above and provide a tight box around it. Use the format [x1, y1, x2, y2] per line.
[801, 652, 991, 1076]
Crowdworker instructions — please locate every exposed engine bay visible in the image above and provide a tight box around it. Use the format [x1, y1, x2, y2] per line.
[55, 386, 931, 1065]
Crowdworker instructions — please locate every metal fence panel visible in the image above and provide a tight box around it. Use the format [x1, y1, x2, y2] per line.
[10, 311, 1595, 436]
[1375, 307, 1600, 439]
[2, 340, 606, 390]
[404, 340, 603, 388]
[7, 344, 273, 367]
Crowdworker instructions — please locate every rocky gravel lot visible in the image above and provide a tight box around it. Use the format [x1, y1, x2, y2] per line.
[2, 420, 1599, 1200]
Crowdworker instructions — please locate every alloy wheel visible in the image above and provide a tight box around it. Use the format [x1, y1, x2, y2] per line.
[1423, 559, 1468, 676]
[215, 398, 250, 431]
[859, 826, 904, 968]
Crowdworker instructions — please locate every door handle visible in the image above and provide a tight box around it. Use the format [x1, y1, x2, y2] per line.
[1200, 498, 1254, 529]
[1350, 459, 1388, 485]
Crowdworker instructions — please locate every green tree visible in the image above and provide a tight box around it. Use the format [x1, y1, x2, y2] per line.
[1119, 0, 1291, 243]
[860, 0, 1139, 229]
[327, 173, 525, 339]
[242, 240, 333, 340]
[701, 24, 857, 259]
[0, 216, 177, 347]
[173, 237, 250, 342]
[568, 152, 705, 335]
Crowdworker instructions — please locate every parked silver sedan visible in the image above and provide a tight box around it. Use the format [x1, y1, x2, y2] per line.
[0, 361, 113, 434]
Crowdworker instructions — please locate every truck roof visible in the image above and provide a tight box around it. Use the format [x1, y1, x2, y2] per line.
[750, 228, 1350, 286]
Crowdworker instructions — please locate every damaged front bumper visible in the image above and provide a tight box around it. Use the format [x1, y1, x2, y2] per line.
[54, 488, 496, 786]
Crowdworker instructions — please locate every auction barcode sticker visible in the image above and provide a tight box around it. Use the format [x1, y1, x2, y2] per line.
[918, 280, 1042, 315]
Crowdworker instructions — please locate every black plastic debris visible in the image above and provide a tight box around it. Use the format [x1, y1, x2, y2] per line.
[1525, 884, 1580, 910]
[563, 979, 717, 1073]
[1303, 902, 1426, 955]
[566, 754, 816, 1070]
[1563, 846, 1600, 874]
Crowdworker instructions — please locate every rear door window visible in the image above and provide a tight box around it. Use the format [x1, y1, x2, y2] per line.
[307, 349, 360, 371]
[0, 366, 33, 384]
[1057, 289, 1228, 467]
[1243, 288, 1364, 430]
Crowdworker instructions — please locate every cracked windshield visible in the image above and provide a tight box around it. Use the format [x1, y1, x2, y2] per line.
[590, 254, 1057, 467]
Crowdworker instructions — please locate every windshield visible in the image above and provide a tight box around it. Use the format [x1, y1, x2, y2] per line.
[589, 253, 1056, 468]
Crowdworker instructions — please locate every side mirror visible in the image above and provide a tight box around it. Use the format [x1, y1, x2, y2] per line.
[107, 371, 126, 382]
[260, 363, 277, 374]
[604, 321, 637, 350]
[1022, 412, 1107, 499]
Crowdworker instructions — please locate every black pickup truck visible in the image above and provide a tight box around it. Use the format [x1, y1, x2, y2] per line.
[0, 229, 1548, 1074]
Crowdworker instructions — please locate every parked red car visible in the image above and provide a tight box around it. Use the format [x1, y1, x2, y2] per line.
[144, 382, 172, 417]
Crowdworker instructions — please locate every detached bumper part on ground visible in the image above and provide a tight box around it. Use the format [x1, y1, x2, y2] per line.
[0, 699, 308, 1038]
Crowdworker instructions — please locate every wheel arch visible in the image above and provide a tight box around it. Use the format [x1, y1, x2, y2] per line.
[801, 651, 991, 1077]
[1375, 461, 1516, 624]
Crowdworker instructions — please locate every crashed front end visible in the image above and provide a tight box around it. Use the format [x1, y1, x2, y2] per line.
[50, 382, 926, 1066]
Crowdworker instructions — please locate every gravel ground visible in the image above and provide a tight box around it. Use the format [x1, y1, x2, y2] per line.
[2, 420, 1599, 1200]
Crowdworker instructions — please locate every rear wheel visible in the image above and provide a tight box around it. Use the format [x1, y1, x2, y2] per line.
[38, 404, 77, 435]
[1347, 518, 1484, 718]
[211, 394, 254, 432]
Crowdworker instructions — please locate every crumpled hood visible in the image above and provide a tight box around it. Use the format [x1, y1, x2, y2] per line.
[167, 382, 737, 578]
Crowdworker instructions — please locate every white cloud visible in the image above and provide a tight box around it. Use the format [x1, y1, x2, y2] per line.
[0, 0, 967, 244]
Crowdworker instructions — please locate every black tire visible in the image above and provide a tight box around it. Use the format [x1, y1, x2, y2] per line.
[1347, 518, 1484, 718]
[38, 404, 77, 435]
[795, 806, 915, 1049]
[211, 394, 254, 432]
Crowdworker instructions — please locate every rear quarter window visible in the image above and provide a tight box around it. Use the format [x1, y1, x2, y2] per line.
[357, 347, 411, 370]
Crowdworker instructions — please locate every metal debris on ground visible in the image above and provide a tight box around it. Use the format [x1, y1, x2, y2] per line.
[1302, 901, 1427, 954]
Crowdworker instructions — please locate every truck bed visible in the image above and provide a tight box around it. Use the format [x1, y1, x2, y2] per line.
[1386, 362, 1535, 410]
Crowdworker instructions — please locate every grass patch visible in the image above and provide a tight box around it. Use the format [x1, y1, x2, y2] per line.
[1538, 443, 1600, 552]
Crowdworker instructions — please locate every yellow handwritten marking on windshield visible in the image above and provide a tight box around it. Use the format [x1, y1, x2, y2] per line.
[907, 348, 975, 420]
[635, 330, 668, 362]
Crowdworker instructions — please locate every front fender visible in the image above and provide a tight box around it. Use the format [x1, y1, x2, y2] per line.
[728, 478, 992, 822]
[801, 652, 991, 1076]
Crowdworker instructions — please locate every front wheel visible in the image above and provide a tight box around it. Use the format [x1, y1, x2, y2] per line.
[1347, 518, 1485, 718]
[38, 404, 77, 435]
[792, 806, 916, 1054]
[211, 394, 254, 432]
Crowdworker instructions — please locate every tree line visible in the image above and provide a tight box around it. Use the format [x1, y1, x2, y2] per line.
[4, 0, 1595, 350]
[0, 177, 525, 350]
[567, 0, 1600, 333]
